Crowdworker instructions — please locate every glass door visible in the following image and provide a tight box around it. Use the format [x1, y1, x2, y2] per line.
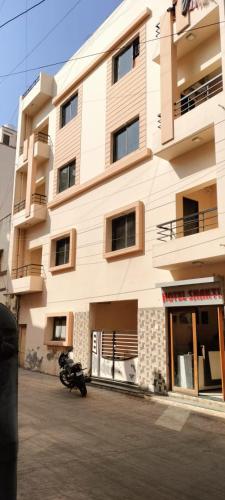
[170, 309, 198, 396]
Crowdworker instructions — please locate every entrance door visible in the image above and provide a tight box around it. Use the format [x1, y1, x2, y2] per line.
[183, 197, 199, 236]
[91, 330, 138, 383]
[19, 324, 27, 367]
[170, 310, 198, 395]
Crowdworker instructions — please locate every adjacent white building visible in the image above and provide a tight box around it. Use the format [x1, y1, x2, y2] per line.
[0, 124, 17, 310]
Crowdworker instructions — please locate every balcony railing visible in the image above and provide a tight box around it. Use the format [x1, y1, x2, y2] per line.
[34, 131, 49, 144]
[157, 207, 218, 242]
[32, 193, 47, 205]
[12, 263, 43, 279]
[156, 73, 223, 128]
[22, 75, 40, 98]
[14, 194, 47, 213]
[14, 200, 25, 213]
[174, 73, 223, 117]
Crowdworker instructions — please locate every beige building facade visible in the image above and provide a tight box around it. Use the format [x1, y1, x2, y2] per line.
[10, 0, 225, 400]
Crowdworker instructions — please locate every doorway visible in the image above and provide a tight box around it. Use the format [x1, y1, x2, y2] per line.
[169, 306, 225, 400]
[90, 300, 138, 384]
[19, 324, 27, 367]
[183, 197, 199, 236]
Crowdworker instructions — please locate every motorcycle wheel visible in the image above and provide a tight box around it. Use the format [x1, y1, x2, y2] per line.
[80, 385, 87, 397]
[60, 369, 73, 388]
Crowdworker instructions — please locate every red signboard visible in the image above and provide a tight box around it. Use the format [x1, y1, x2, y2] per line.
[162, 285, 223, 307]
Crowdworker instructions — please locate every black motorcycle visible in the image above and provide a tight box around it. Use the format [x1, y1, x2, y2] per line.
[58, 351, 88, 397]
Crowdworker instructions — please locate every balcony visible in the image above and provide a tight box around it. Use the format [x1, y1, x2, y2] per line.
[11, 264, 43, 295]
[153, 207, 225, 269]
[152, 2, 219, 64]
[22, 72, 53, 116]
[153, 73, 223, 160]
[33, 132, 50, 161]
[13, 193, 47, 228]
[174, 73, 223, 117]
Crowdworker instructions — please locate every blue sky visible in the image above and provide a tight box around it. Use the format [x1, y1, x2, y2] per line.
[0, 0, 123, 127]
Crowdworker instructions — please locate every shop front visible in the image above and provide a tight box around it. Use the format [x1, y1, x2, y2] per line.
[160, 277, 225, 401]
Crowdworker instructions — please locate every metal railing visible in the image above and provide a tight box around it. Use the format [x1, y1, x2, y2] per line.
[157, 207, 218, 242]
[22, 75, 40, 98]
[174, 73, 223, 117]
[156, 73, 223, 127]
[11, 263, 43, 279]
[14, 194, 47, 213]
[32, 193, 47, 205]
[14, 200, 25, 213]
[34, 131, 49, 144]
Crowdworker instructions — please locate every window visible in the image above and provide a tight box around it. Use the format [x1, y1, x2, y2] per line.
[61, 94, 78, 127]
[53, 317, 67, 341]
[112, 213, 135, 251]
[45, 312, 74, 347]
[113, 118, 139, 162]
[113, 37, 139, 83]
[104, 201, 144, 260]
[50, 229, 75, 273]
[58, 161, 76, 193]
[55, 237, 70, 266]
[3, 133, 10, 146]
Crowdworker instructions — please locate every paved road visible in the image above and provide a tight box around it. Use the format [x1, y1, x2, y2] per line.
[18, 369, 225, 500]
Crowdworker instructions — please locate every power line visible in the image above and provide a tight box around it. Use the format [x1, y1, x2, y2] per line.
[0, 0, 48, 31]
[0, 18, 224, 79]
[10, 122, 225, 228]
[0, 0, 83, 88]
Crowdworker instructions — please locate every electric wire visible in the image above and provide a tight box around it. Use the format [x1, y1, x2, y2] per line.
[0, 0, 49, 31]
[0, 0, 84, 89]
[2, 9, 225, 284]
[0, 18, 224, 79]
[10, 119, 225, 228]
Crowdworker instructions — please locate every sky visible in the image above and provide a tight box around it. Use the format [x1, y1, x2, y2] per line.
[0, 0, 123, 127]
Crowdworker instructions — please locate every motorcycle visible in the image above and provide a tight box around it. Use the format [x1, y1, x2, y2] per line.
[58, 350, 88, 397]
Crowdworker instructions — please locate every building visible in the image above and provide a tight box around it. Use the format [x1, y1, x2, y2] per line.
[9, 0, 225, 401]
[0, 124, 17, 313]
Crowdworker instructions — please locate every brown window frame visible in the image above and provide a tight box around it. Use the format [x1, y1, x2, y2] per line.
[60, 93, 78, 128]
[113, 36, 140, 84]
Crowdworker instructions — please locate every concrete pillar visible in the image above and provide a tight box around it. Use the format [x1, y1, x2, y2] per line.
[160, 11, 177, 145]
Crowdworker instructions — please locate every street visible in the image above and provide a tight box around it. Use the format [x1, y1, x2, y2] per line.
[18, 369, 225, 500]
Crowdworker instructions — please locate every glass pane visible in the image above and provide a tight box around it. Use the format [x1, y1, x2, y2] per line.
[53, 317, 66, 340]
[54, 324, 61, 339]
[172, 312, 194, 389]
[69, 163, 76, 187]
[127, 120, 139, 155]
[65, 104, 71, 126]
[126, 212, 135, 247]
[114, 128, 127, 161]
[59, 166, 69, 192]
[112, 216, 126, 250]
[55, 237, 70, 266]
[60, 323, 66, 340]
[70, 96, 78, 120]
[117, 45, 133, 81]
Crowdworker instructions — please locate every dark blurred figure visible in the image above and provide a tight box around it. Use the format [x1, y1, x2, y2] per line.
[0, 303, 18, 500]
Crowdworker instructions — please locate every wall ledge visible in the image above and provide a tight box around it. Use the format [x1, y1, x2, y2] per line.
[52, 8, 151, 106]
[48, 148, 151, 210]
